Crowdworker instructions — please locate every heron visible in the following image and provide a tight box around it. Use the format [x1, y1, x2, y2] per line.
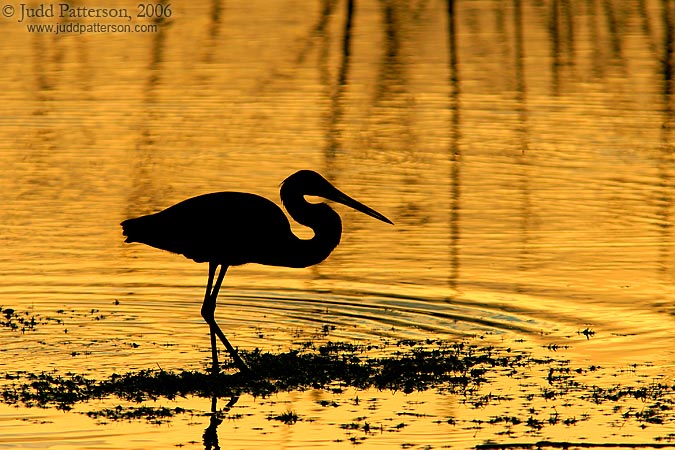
[121, 170, 393, 375]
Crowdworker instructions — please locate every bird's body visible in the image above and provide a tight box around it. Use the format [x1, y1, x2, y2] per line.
[122, 192, 336, 267]
[121, 170, 392, 375]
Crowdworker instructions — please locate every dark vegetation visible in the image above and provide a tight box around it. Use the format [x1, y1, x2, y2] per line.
[3, 306, 675, 446]
[1, 340, 524, 410]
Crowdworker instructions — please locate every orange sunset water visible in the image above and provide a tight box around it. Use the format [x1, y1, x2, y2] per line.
[1, 0, 675, 448]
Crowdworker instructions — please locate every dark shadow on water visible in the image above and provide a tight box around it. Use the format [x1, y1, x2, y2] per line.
[203, 412, 222, 450]
[0, 339, 526, 409]
[5, 339, 675, 446]
[447, 0, 461, 292]
[203, 396, 238, 450]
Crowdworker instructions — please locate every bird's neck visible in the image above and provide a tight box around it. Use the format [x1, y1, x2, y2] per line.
[293, 229, 340, 267]
[282, 193, 342, 268]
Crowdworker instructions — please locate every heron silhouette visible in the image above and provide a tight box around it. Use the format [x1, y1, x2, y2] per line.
[121, 170, 392, 374]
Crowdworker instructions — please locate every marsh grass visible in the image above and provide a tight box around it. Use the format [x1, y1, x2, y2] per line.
[3, 337, 675, 446]
[1, 340, 516, 409]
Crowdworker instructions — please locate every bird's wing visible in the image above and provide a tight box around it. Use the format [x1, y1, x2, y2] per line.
[127, 192, 294, 265]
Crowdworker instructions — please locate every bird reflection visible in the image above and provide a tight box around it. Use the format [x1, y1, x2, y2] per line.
[121, 170, 392, 375]
[203, 395, 239, 450]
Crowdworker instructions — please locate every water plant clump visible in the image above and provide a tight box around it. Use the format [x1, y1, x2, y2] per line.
[0, 306, 44, 332]
[267, 409, 300, 424]
[85, 405, 191, 424]
[0, 339, 525, 410]
[5, 337, 675, 444]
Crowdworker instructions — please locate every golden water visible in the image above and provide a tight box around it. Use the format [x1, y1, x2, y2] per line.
[1, 0, 675, 447]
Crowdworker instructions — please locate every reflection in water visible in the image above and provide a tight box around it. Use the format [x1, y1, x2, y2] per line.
[548, 0, 575, 95]
[374, 0, 413, 155]
[203, 0, 223, 63]
[663, 0, 674, 127]
[204, 396, 239, 450]
[512, 0, 534, 278]
[294, 0, 337, 67]
[338, 0, 355, 90]
[447, 0, 461, 291]
[513, 0, 527, 154]
[658, 0, 675, 282]
[3, 1, 674, 360]
[602, 0, 623, 60]
[126, 14, 170, 218]
[325, 0, 354, 164]
[203, 412, 222, 450]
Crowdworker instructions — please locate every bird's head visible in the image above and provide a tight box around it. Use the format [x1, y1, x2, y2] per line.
[282, 170, 393, 225]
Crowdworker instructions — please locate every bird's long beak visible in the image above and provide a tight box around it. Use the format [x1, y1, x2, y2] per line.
[329, 189, 394, 225]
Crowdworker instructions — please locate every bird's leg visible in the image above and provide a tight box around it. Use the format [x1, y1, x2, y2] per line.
[210, 264, 251, 373]
[202, 262, 219, 377]
[201, 263, 251, 374]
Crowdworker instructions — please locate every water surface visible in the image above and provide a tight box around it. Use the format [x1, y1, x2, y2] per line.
[1, 0, 675, 447]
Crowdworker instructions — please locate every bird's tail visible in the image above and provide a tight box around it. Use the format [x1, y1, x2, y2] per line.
[120, 216, 148, 243]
